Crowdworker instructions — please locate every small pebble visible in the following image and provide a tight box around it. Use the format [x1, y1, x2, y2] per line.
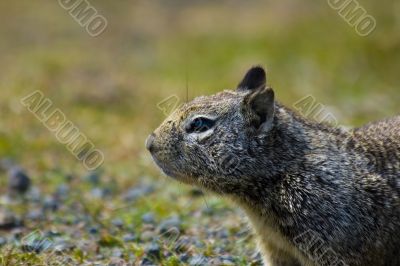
[64, 174, 74, 182]
[157, 216, 182, 235]
[89, 226, 99, 234]
[108, 258, 126, 266]
[128, 253, 137, 261]
[0, 158, 14, 171]
[122, 233, 136, 243]
[0, 237, 7, 246]
[174, 236, 191, 253]
[189, 255, 208, 266]
[91, 187, 110, 198]
[193, 238, 205, 248]
[201, 206, 215, 216]
[96, 254, 105, 260]
[142, 212, 155, 224]
[55, 184, 69, 199]
[111, 218, 124, 228]
[216, 228, 229, 239]
[145, 242, 161, 260]
[122, 184, 154, 202]
[26, 187, 42, 202]
[140, 257, 155, 266]
[53, 240, 75, 253]
[8, 166, 31, 194]
[213, 246, 225, 254]
[220, 255, 236, 265]
[84, 171, 101, 185]
[43, 196, 59, 212]
[179, 253, 190, 263]
[44, 230, 61, 238]
[26, 209, 43, 221]
[141, 230, 156, 242]
[112, 247, 123, 258]
[0, 211, 22, 230]
[236, 227, 251, 238]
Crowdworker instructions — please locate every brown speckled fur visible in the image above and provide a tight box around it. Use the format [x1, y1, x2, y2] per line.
[147, 67, 400, 266]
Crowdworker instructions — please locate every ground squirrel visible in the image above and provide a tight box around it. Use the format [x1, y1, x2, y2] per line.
[146, 66, 400, 266]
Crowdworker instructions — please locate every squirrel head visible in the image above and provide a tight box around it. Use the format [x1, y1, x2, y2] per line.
[147, 66, 277, 194]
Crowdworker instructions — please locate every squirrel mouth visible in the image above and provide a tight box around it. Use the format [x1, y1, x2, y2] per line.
[150, 154, 196, 184]
[150, 154, 178, 177]
[159, 165, 176, 178]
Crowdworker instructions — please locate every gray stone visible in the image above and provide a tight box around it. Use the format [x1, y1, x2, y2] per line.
[189, 255, 208, 266]
[145, 242, 161, 260]
[8, 166, 31, 194]
[122, 184, 155, 202]
[142, 212, 155, 224]
[157, 216, 182, 235]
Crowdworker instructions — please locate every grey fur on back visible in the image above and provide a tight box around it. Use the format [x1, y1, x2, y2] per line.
[147, 66, 400, 266]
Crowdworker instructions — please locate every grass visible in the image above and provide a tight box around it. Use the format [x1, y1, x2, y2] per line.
[0, 0, 399, 265]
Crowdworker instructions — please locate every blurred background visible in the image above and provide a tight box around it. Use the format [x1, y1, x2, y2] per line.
[0, 0, 399, 265]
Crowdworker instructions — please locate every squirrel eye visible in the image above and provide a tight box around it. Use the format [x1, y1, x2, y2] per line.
[186, 117, 215, 133]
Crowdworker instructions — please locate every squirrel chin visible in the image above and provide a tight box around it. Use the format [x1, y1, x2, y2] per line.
[151, 157, 174, 176]
[150, 155, 193, 184]
[163, 170, 195, 186]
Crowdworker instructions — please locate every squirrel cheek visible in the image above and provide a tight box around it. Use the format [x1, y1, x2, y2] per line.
[195, 129, 214, 143]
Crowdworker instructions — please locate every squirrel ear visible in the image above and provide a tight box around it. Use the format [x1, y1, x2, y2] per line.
[243, 87, 275, 132]
[237, 66, 267, 91]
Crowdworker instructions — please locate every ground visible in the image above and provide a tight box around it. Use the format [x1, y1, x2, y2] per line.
[0, 0, 399, 265]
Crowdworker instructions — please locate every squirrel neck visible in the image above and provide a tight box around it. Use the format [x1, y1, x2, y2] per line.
[244, 103, 353, 181]
[234, 103, 356, 221]
[270, 103, 352, 169]
[229, 104, 361, 258]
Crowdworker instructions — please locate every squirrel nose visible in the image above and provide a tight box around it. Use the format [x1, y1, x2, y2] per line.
[146, 133, 156, 152]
